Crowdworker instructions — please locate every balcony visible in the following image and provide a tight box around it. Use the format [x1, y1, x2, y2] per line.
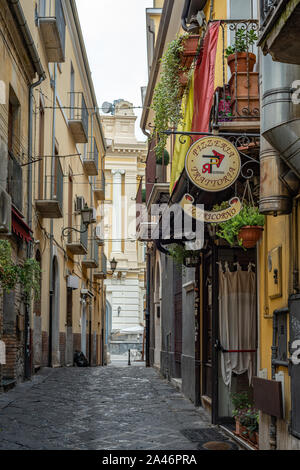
[93, 170, 105, 201]
[83, 137, 98, 176]
[37, 0, 66, 63]
[82, 238, 99, 269]
[209, 20, 260, 132]
[35, 160, 63, 218]
[94, 252, 107, 280]
[144, 138, 169, 210]
[95, 224, 104, 246]
[209, 20, 260, 130]
[69, 92, 89, 143]
[258, 0, 300, 64]
[66, 222, 88, 255]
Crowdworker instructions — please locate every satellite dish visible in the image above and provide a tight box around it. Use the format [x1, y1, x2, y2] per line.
[102, 101, 113, 114]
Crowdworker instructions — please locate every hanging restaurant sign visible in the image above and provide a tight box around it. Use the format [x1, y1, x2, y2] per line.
[185, 136, 241, 192]
[179, 194, 242, 224]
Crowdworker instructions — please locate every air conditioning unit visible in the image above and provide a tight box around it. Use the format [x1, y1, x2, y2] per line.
[67, 275, 79, 290]
[75, 196, 85, 213]
[95, 224, 104, 245]
[91, 208, 97, 223]
[0, 186, 12, 233]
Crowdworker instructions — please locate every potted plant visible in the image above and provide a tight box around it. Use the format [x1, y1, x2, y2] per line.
[231, 391, 250, 435]
[168, 244, 200, 269]
[225, 28, 258, 74]
[216, 205, 264, 249]
[239, 406, 259, 445]
[152, 33, 196, 159]
[156, 149, 170, 183]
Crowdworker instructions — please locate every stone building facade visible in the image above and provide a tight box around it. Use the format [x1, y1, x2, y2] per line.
[101, 101, 147, 355]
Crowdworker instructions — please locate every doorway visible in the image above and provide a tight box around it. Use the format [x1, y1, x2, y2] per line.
[81, 300, 87, 356]
[49, 256, 60, 367]
[212, 245, 257, 424]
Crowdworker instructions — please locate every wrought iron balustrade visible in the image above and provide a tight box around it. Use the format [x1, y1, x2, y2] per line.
[69, 92, 89, 143]
[209, 19, 260, 131]
[37, 0, 66, 63]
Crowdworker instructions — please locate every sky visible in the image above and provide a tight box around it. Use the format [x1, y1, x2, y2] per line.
[76, 0, 154, 142]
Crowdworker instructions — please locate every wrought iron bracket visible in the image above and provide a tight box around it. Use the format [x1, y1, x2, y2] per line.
[62, 224, 88, 239]
[162, 130, 260, 180]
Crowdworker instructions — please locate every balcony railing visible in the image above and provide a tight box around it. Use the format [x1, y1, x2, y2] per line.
[93, 170, 105, 201]
[258, 0, 300, 64]
[37, 0, 66, 63]
[69, 92, 89, 143]
[66, 221, 88, 255]
[83, 137, 98, 176]
[35, 160, 63, 218]
[260, 0, 279, 25]
[209, 19, 260, 131]
[94, 252, 107, 280]
[145, 137, 156, 205]
[82, 238, 99, 269]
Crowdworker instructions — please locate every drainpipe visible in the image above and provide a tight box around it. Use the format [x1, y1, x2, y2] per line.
[261, 53, 300, 180]
[146, 251, 151, 367]
[259, 51, 300, 215]
[49, 63, 57, 367]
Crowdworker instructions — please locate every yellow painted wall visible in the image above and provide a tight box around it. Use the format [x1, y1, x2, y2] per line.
[19, 0, 106, 365]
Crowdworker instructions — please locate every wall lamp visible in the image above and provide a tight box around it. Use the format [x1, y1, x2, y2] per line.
[62, 203, 93, 238]
[110, 257, 118, 274]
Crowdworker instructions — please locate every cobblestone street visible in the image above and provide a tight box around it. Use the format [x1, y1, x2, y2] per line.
[0, 363, 235, 450]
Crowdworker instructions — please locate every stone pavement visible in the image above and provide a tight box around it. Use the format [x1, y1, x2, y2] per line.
[0, 363, 232, 450]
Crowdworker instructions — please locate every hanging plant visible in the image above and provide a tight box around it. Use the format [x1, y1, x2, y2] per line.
[156, 149, 170, 166]
[216, 205, 264, 248]
[152, 33, 196, 160]
[0, 240, 19, 292]
[168, 244, 200, 268]
[18, 258, 41, 301]
[0, 240, 41, 300]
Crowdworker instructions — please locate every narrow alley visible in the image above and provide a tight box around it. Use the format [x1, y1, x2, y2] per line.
[0, 363, 238, 451]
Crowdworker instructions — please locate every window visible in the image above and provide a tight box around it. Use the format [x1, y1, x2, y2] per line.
[7, 86, 22, 211]
[8, 86, 20, 157]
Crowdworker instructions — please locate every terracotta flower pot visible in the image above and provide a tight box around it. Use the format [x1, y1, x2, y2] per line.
[227, 52, 256, 74]
[180, 35, 200, 69]
[235, 418, 241, 435]
[228, 72, 260, 119]
[238, 226, 264, 248]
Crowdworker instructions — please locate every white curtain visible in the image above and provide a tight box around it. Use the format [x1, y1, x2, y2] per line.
[218, 261, 256, 387]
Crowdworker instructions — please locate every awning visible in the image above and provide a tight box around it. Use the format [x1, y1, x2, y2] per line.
[11, 207, 33, 243]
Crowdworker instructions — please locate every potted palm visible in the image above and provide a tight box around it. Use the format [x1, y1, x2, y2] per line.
[217, 205, 264, 249]
[225, 28, 258, 74]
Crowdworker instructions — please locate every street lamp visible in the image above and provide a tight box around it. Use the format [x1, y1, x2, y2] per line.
[110, 257, 118, 274]
[62, 203, 93, 238]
